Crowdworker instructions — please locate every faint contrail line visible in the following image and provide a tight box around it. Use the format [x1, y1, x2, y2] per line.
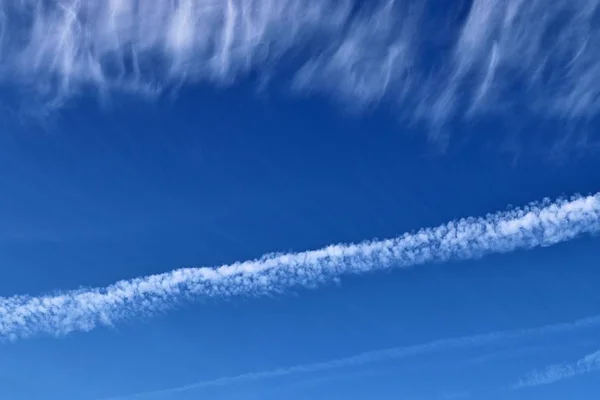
[514, 349, 600, 388]
[1, 193, 599, 340]
[99, 313, 600, 399]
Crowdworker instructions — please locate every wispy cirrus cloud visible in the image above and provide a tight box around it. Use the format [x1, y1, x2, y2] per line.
[514, 350, 600, 388]
[1, 0, 600, 128]
[100, 312, 600, 399]
[0, 193, 599, 340]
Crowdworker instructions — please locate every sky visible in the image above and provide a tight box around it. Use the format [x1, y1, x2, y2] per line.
[1, 0, 600, 399]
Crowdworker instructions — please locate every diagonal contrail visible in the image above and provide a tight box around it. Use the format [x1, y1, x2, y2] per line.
[101, 313, 600, 399]
[1, 193, 599, 340]
[514, 349, 600, 388]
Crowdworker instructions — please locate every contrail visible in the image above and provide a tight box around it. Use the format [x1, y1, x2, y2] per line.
[514, 349, 600, 388]
[100, 313, 600, 399]
[2, 0, 600, 129]
[1, 193, 599, 340]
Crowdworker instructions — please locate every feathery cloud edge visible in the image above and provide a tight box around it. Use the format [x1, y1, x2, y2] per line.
[2, 0, 600, 128]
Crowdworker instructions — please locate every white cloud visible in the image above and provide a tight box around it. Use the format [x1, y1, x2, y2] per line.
[1, 0, 600, 124]
[0, 193, 599, 340]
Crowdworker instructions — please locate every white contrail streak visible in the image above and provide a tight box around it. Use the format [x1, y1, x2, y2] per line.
[101, 313, 600, 399]
[2, 0, 600, 129]
[0, 193, 599, 340]
[514, 349, 600, 388]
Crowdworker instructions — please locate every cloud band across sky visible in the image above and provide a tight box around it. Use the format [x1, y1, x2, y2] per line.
[2, 0, 600, 126]
[0, 193, 599, 340]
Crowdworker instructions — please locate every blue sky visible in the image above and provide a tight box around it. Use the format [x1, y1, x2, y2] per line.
[1, 0, 600, 399]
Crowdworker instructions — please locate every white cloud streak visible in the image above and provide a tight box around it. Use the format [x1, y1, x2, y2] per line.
[2, 0, 600, 125]
[0, 193, 599, 340]
[101, 313, 600, 399]
[514, 350, 600, 388]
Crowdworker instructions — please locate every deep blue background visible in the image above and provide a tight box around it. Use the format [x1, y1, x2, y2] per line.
[0, 81, 599, 399]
